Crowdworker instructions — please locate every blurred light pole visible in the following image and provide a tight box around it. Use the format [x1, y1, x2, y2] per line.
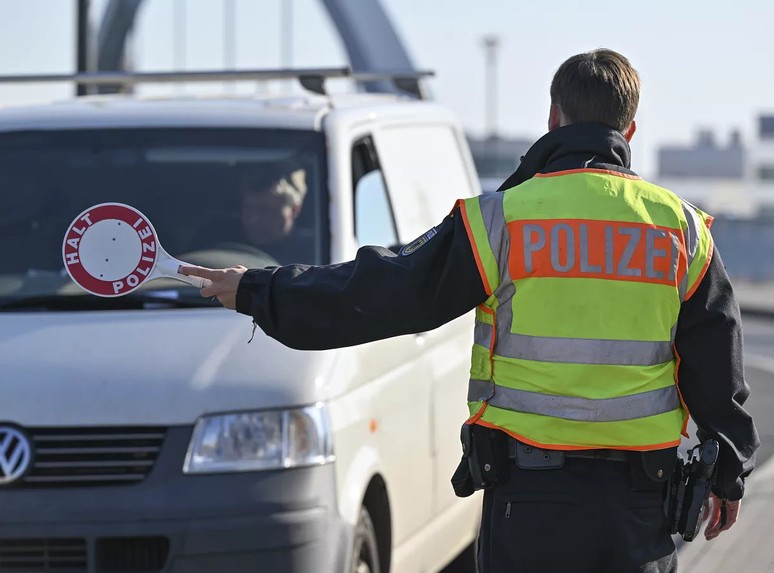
[281, 0, 293, 68]
[224, 0, 236, 92]
[174, 0, 186, 70]
[481, 35, 501, 173]
[174, 0, 186, 93]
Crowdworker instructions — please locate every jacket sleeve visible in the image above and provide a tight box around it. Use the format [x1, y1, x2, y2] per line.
[235, 207, 488, 350]
[674, 249, 760, 500]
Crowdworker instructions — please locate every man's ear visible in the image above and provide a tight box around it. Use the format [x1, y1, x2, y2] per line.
[548, 104, 563, 131]
[623, 120, 637, 142]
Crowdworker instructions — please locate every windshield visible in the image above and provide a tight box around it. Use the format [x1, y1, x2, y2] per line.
[0, 128, 327, 307]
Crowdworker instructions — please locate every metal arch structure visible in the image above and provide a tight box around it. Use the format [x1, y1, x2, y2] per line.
[319, 0, 426, 98]
[97, 0, 143, 74]
[97, 0, 426, 98]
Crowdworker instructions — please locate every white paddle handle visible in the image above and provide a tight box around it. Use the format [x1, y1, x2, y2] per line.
[178, 273, 213, 289]
[155, 253, 213, 289]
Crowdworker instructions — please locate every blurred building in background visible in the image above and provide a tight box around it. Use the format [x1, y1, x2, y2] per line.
[655, 118, 774, 282]
[657, 128, 745, 179]
[654, 128, 751, 218]
[749, 115, 774, 186]
[467, 134, 532, 192]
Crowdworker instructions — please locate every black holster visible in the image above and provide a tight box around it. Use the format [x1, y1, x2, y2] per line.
[451, 424, 502, 498]
[666, 439, 720, 541]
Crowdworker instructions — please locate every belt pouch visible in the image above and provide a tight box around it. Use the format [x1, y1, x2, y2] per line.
[470, 424, 500, 486]
[451, 424, 475, 497]
[514, 442, 565, 470]
[640, 447, 678, 482]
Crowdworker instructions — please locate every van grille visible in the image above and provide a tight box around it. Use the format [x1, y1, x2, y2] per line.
[96, 537, 169, 572]
[22, 427, 166, 487]
[0, 538, 86, 572]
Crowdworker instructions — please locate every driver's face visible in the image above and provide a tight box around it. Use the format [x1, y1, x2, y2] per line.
[240, 189, 296, 246]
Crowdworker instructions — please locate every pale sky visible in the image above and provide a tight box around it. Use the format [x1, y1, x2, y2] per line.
[1, 0, 773, 178]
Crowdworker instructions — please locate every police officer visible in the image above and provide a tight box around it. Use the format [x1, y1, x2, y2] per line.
[182, 49, 759, 572]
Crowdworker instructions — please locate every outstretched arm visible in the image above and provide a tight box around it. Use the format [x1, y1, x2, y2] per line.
[181, 208, 488, 350]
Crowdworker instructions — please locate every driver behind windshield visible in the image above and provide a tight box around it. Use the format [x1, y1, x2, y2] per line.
[238, 167, 307, 264]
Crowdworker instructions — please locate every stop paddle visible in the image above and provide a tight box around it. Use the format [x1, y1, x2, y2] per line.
[62, 202, 212, 297]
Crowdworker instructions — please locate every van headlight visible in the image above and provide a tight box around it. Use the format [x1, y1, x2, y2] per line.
[183, 403, 335, 473]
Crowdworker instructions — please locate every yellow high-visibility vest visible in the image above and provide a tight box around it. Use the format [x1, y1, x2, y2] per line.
[457, 168, 714, 451]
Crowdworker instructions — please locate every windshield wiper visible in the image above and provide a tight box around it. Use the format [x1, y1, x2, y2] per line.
[0, 292, 221, 311]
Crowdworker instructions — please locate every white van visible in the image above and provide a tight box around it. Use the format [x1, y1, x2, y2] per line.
[0, 76, 481, 573]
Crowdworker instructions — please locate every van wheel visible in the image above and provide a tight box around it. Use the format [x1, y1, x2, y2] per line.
[351, 507, 381, 573]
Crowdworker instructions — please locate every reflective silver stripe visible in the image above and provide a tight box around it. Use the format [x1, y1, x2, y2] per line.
[474, 320, 493, 348]
[479, 192, 516, 359]
[682, 201, 702, 268]
[678, 275, 688, 302]
[495, 333, 673, 366]
[480, 192, 517, 363]
[467, 379, 680, 422]
[478, 192, 509, 286]
[493, 282, 515, 355]
[677, 230, 688, 299]
[468, 378, 496, 402]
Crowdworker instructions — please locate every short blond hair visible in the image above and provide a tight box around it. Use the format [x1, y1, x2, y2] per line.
[550, 49, 640, 132]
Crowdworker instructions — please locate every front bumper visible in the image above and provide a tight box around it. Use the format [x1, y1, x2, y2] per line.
[0, 427, 351, 573]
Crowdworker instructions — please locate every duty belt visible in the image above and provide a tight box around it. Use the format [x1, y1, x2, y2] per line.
[507, 438, 629, 470]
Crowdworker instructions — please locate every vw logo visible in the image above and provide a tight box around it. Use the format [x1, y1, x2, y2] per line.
[0, 426, 32, 485]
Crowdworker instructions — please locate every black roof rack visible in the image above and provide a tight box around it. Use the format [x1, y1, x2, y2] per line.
[0, 67, 434, 98]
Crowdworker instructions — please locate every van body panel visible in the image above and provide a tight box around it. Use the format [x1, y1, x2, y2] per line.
[0, 310, 339, 426]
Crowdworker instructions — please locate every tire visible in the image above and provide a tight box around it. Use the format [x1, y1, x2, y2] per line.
[351, 507, 381, 573]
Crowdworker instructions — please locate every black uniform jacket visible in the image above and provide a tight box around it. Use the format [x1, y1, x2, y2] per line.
[236, 123, 759, 501]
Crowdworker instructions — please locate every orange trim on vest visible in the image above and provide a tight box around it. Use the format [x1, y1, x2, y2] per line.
[472, 419, 682, 452]
[456, 199, 493, 296]
[466, 402, 489, 424]
[684, 238, 715, 301]
[673, 343, 691, 438]
[534, 168, 641, 180]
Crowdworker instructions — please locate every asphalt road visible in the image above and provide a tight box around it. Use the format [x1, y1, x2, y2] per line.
[738, 315, 774, 466]
[675, 313, 774, 570]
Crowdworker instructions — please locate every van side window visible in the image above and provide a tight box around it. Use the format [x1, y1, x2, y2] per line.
[373, 125, 477, 243]
[352, 138, 399, 249]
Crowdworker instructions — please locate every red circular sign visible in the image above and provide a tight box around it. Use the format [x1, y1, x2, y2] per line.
[62, 203, 159, 297]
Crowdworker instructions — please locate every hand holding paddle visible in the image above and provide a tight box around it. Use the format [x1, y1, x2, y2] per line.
[179, 265, 248, 310]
